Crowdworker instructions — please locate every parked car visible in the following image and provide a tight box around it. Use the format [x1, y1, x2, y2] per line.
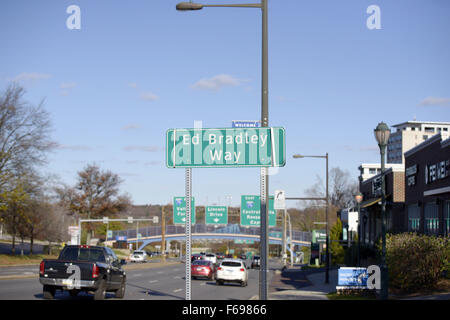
[39, 245, 126, 300]
[239, 254, 247, 260]
[251, 255, 260, 269]
[215, 253, 225, 260]
[216, 259, 248, 287]
[191, 260, 216, 280]
[130, 250, 147, 263]
[202, 253, 217, 265]
[191, 254, 203, 262]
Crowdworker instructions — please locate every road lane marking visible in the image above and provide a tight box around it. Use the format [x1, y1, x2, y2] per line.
[173, 289, 182, 293]
[149, 280, 158, 283]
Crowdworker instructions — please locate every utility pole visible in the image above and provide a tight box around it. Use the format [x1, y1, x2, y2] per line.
[161, 205, 166, 263]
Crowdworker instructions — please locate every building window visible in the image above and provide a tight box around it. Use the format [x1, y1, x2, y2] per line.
[444, 128, 448, 132]
[369, 168, 377, 174]
[424, 202, 439, 235]
[408, 204, 420, 232]
[424, 127, 435, 133]
[445, 201, 450, 237]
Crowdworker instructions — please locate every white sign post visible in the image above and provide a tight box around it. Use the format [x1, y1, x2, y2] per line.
[274, 190, 286, 210]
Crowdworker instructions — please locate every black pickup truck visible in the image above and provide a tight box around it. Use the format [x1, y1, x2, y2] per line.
[39, 245, 126, 300]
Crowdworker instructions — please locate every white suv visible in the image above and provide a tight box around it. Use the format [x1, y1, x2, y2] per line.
[202, 253, 217, 265]
[216, 259, 248, 287]
[130, 250, 147, 263]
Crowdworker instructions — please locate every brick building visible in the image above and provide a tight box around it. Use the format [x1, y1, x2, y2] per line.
[358, 165, 406, 245]
[404, 134, 450, 236]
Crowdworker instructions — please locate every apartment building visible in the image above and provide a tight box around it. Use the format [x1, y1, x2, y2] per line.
[387, 121, 450, 164]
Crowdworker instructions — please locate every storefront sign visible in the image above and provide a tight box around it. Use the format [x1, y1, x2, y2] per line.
[425, 160, 449, 184]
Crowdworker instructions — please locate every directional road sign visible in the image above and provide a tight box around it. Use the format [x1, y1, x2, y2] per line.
[240, 195, 276, 227]
[205, 206, 228, 225]
[166, 127, 286, 168]
[173, 196, 196, 225]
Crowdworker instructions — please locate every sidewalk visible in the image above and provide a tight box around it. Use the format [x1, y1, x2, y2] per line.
[268, 267, 338, 300]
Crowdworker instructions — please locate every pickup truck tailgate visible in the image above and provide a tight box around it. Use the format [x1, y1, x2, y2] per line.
[41, 260, 96, 281]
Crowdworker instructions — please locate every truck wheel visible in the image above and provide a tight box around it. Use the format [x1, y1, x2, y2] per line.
[69, 290, 80, 297]
[94, 279, 106, 300]
[43, 285, 55, 299]
[115, 279, 126, 299]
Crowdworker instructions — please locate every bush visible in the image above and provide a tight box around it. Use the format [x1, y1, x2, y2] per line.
[381, 233, 449, 292]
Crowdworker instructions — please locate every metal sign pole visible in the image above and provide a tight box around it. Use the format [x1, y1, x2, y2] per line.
[185, 168, 192, 300]
[260, 167, 268, 300]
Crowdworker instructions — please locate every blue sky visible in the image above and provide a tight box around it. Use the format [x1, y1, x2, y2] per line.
[1, 0, 449, 207]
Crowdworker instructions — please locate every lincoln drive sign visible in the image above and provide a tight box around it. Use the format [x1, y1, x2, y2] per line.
[166, 127, 286, 168]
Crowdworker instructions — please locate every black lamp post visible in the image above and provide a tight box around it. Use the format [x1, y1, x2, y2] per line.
[374, 121, 391, 300]
[355, 192, 363, 267]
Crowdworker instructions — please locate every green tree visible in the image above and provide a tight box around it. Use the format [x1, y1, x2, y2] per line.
[330, 218, 345, 265]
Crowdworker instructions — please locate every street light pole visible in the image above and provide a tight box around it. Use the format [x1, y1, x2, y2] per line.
[374, 122, 391, 300]
[355, 192, 363, 267]
[325, 153, 329, 284]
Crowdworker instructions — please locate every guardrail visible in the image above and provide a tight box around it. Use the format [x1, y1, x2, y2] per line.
[112, 224, 312, 243]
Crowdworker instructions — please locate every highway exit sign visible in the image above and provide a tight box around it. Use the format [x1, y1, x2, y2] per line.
[240, 195, 276, 227]
[166, 127, 285, 168]
[205, 206, 228, 225]
[173, 196, 196, 225]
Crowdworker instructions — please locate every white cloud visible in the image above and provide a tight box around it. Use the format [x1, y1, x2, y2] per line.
[123, 145, 160, 152]
[60, 82, 77, 89]
[11, 72, 51, 83]
[140, 91, 159, 101]
[53, 142, 93, 151]
[191, 74, 249, 91]
[128, 82, 138, 88]
[419, 96, 450, 107]
[122, 123, 141, 131]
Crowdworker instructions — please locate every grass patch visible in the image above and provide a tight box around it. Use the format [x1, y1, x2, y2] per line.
[301, 264, 325, 270]
[327, 291, 376, 300]
[0, 254, 58, 266]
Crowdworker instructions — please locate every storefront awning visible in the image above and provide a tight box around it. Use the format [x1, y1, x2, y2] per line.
[360, 195, 390, 208]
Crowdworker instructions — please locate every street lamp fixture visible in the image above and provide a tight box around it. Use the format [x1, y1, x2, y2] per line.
[374, 121, 390, 300]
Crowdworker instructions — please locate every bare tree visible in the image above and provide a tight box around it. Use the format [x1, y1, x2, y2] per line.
[0, 84, 54, 188]
[304, 167, 358, 210]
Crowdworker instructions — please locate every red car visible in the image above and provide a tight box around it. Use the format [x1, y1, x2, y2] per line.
[191, 260, 215, 280]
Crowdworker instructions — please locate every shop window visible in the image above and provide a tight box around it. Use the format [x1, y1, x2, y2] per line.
[445, 201, 450, 237]
[408, 204, 420, 232]
[424, 202, 439, 235]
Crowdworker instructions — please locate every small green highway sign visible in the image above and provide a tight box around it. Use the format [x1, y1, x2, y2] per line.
[166, 127, 286, 168]
[240, 195, 277, 227]
[173, 196, 196, 225]
[205, 206, 228, 225]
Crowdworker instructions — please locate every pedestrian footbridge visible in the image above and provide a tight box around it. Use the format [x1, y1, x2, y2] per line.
[111, 224, 311, 252]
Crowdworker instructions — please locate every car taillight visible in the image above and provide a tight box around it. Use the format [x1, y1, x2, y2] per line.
[217, 267, 222, 271]
[240, 268, 245, 272]
[40, 261, 45, 275]
[92, 264, 99, 278]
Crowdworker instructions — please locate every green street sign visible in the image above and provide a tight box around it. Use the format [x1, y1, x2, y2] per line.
[240, 195, 276, 227]
[234, 239, 255, 244]
[269, 231, 282, 238]
[205, 206, 228, 225]
[166, 127, 286, 168]
[173, 197, 196, 225]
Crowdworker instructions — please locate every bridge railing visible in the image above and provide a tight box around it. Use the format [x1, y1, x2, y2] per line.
[112, 224, 312, 243]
